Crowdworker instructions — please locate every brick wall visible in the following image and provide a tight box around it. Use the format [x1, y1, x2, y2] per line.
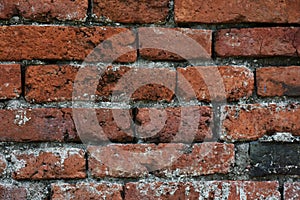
[0, 0, 299, 199]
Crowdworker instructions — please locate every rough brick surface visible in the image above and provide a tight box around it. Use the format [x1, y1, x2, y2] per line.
[177, 66, 254, 102]
[215, 28, 300, 57]
[0, 26, 136, 62]
[135, 106, 212, 142]
[51, 182, 123, 200]
[26, 65, 175, 103]
[257, 66, 300, 97]
[73, 108, 134, 143]
[93, 0, 169, 23]
[0, 184, 27, 200]
[222, 104, 300, 141]
[0, 108, 77, 142]
[284, 182, 300, 200]
[0, 64, 21, 100]
[88, 143, 234, 178]
[0, 107, 135, 143]
[0, 0, 88, 21]
[139, 28, 212, 60]
[0, 154, 7, 176]
[12, 148, 86, 180]
[97, 66, 176, 102]
[25, 65, 79, 103]
[125, 181, 280, 199]
[175, 0, 300, 24]
[250, 142, 300, 176]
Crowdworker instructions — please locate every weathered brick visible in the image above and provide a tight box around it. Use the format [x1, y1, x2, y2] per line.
[88, 143, 234, 178]
[12, 148, 86, 180]
[93, 0, 169, 23]
[51, 182, 123, 200]
[139, 28, 212, 60]
[0, 184, 27, 200]
[135, 106, 212, 142]
[73, 108, 134, 143]
[0, 108, 76, 142]
[250, 142, 300, 176]
[175, 0, 300, 24]
[0, 64, 21, 100]
[26, 65, 175, 103]
[0, 26, 136, 62]
[257, 66, 300, 97]
[97, 66, 176, 102]
[125, 181, 280, 199]
[215, 28, 299, 57]
[0, 154, 7, 177]
[0, 107, 134, 143]
[177, 66, 254, 102]
[222, 104, 300, 141]
[0, 0, 88, 21]
[284, 182, 300, 200]
[25, 65, 79, 103]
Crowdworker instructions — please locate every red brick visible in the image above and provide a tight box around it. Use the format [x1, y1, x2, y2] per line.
[26, 65, 175, 103]
[0, 0, 88, 21]
[12, 148, 86, 180]
[222, 104, 300, 141]
[73, 108, 134, 143]
[51, 182, 123, 200]
[0, 154, 7, 176]
[175, 0, 300, 24]
[135, 106, 212, 142]
[0, 26, 136, 62]
[125, 181, 280, 199]
[0, 108, 77, 142]
[139, 28, 212, 60]
[88, 143, 234, 178]
[0, 184, 27, 199]
[257, 66, 300, 97]
[25, 65, 79, 103]
[0, 64, 21, 100]
[93, 0, 169, 23]
[284, 182, 300, 200]
[177, 66, 254, 102]
[0, 107, 135, 143]
[215, 28, 299, 57]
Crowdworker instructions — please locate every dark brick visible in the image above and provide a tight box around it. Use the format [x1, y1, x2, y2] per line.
[250, 142, 300, 176]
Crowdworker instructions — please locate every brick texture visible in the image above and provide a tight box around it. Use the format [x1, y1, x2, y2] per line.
[284, 182, 300, 200]
[0, 184, 27, 200]
[12, 148, 86, 180]
[51, 182, 123, 200]
[135, 106, 212, 142]
[257, 66, 300, 97]
[177, 66, 254, 102]
[125, 181, 280, 199]
[222, 104, 300, 141]
[0, 0, 88, 21]
[0, 26, 136, 62]
[0, 108, 76, 142]
[0, 108, 135, 143]
[139, 27, 212, 60]
[26, 65, 175, 103]
[0, 64, 21, 100]
[175, 0, 300, 24]
[215, 27, 300, 57]
[250, 142, 300, 176]
[93, 0, 169, 23]
[88, 143, 234, 178]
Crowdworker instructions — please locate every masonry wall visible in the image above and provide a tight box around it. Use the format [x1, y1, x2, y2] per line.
[0, 0, 299, 199]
